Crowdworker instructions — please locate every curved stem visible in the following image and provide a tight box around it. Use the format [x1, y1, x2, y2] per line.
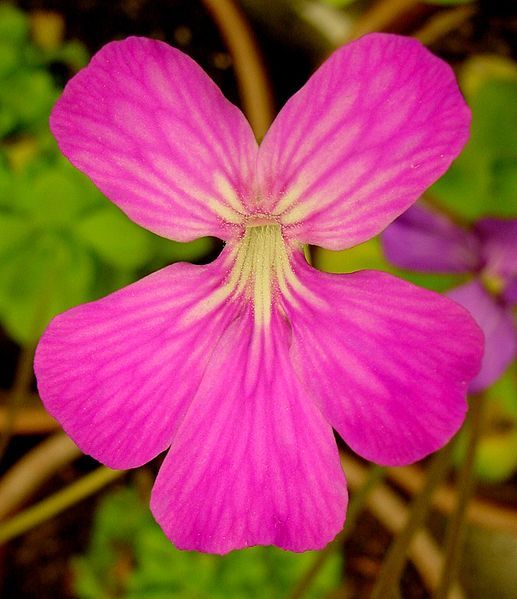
[0, 404, 58, 435]
[413, 5, 476, 46]
[346, 0, 419, 41]
[387, 465, 517, 535]
[201, 0, 274, 139]
[0, 433, 80, 520]
[371, 442, 455, 599]
[0, 466, 123, 545]
[433, 394, 486, 599]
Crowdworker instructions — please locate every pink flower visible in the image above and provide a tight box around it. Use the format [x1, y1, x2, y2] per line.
[382, 204, 517, 392]
[35, 34, 483, 554]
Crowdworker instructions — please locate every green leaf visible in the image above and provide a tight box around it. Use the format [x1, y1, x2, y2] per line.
[0, 232, 95, 343]
[0, 154, 12, 203]
[429, 146, 492, 220]
[0, 40, 21, 78]
[74, 205, 154, 270]
[431, 78, 517, 220]
[0, 68, 58, 131]
[472, 80, 517, 160]
[0, 212, 32, 257]
[0, 3, 28, 46]
[75, 487, 342, 599]
[49, 39, 90, 70]
[13, 163, 94, 226]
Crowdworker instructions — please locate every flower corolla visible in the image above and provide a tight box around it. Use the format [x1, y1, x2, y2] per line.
[35, 34, 483, 553]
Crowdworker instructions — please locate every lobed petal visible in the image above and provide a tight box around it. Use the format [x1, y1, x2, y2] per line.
[283, 255, 483, 466]
[504, 276, 517, 306]
[151, 307, 347, 554]
[258, 33, 471, 250]
[448, 281, 517, 393]
[34, 253, 241, 469]
[50, 37, 258, 242]
[381, 203, 480, 273]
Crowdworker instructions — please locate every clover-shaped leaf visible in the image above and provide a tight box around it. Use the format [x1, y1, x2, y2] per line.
[430, 77, 517, 219]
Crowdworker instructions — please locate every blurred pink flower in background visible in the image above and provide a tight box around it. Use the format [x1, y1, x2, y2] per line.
[383, 204, 517, 392]
[35, 34, 482, 553]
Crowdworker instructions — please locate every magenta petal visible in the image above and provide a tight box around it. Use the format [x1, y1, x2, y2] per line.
[504, 276, 517, 306]
[382, 204, 480, 273]
[447, 281, 517, 393]
[50, 37, 258, 242]
[476, 219, 517, 279]
[258, 33, 471, 250]
[284, 255, 483, 466]
[34, 257, 240, 469]
[150, 308, 347, 554]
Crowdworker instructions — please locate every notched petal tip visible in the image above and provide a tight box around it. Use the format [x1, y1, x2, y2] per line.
[259, 32, 472, 251]
[149, 309, 348, 554]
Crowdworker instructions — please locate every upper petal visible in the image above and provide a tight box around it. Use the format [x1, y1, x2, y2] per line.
[448, 281, 517, 393]
[381, 203, 480, 274]
[257, 33, 471, 250]
[34, 253, 241, 469]
[50, 37, 258, 242]
[476, 218, 517, 280]
[150, 307, 347, 554]
[283, 255, 483, 466]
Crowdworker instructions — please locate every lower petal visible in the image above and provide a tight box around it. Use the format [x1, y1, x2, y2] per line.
[448, 281, 517, 393]
[34, 253, 240, 469]
[284, 255, 483, 466]
[150, 307, 347, 554]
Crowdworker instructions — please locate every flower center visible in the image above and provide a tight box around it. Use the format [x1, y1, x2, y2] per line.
[480, 271, 505, 297]
[230, 223, 292, 326]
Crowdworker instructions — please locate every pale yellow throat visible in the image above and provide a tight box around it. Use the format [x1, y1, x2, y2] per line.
[229, 222, 294, 326]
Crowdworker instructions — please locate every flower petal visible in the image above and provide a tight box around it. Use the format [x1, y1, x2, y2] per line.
[34, 255, 241, 469]
[447, 281, 517, 393]
[150, 308, 347, 554]
[258, 33, 471, 250]
[476, 219, 517, 280]
[504, 276, 517, 306]
[381, 203, 480, 273]
[50, 37, 258, 242]
[284, 255, 483, 466]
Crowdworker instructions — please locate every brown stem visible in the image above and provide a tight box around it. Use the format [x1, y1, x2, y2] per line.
[201, 0, 274, 139]
[0, 432, 80, 520]
[413, 5, 476, 46]
[0, 404, 59, 435]
[346, 0, 420, 41]
[433, 394, 486, 599]
[388, 465, 517, 535]
[371, 443, 454, 599]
